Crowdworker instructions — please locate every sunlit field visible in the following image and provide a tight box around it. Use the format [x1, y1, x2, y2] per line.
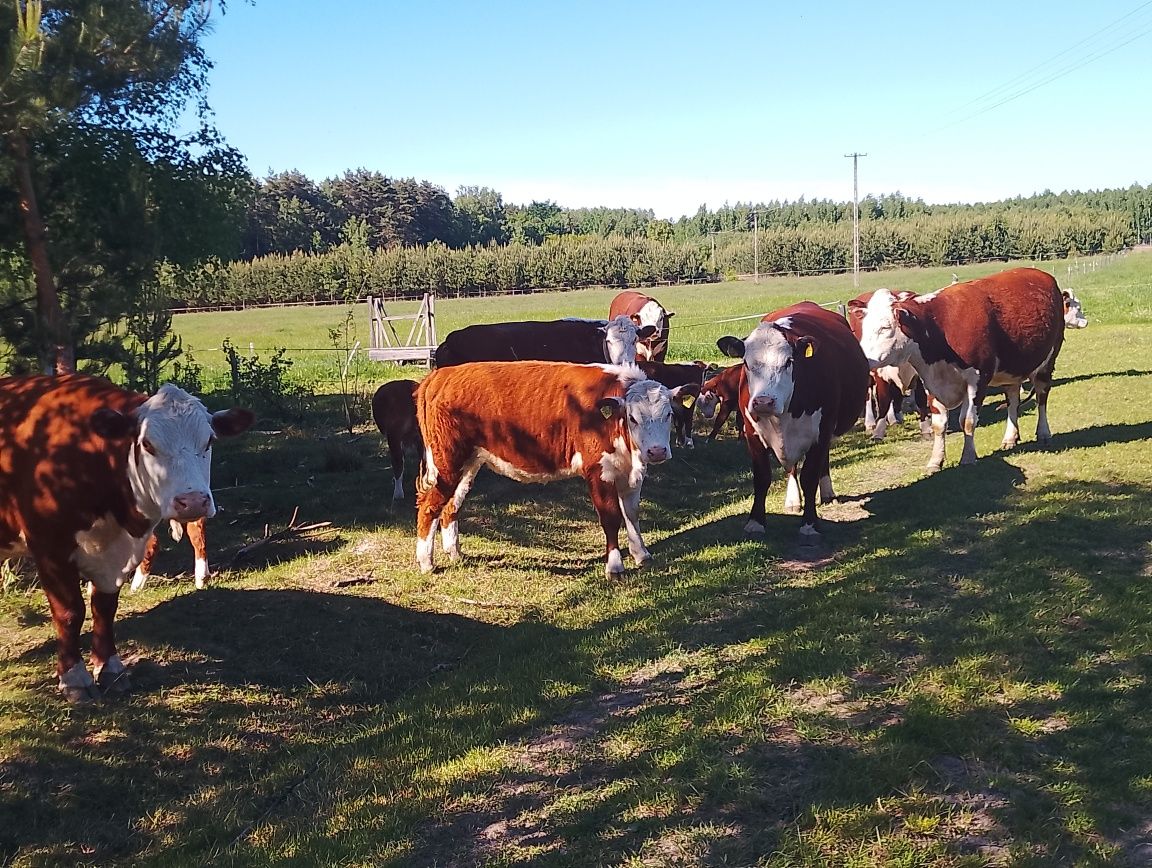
[2, 252, 1151, 866]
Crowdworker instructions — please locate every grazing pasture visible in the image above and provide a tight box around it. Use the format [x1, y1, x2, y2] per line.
[2, 253, 1151, 865]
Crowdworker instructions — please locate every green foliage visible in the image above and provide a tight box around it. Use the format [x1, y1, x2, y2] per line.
[122, 283, 182, 394]
[220, 338, 303, 418]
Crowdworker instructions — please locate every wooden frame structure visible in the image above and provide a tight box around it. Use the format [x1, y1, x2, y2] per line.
[367, 292, 437, 366]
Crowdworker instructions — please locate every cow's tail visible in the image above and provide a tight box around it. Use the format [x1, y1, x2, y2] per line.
[414, 377, 437, 496]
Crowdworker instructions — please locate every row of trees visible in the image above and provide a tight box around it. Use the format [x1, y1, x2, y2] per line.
[170, 208, 1133, 309]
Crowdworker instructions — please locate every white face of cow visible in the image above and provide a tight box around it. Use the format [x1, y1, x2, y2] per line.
[718, 321, 797, 421]
[601, 315, 656, 365]
[858, 288, 913, 370]
[95, 385, 254, 523]
[697, 389, 720, 420]
[604, 379, 677, 464]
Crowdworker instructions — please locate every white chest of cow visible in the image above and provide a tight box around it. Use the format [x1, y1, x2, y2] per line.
[745, 409, 823, 470]
[72, 514, 152, 593]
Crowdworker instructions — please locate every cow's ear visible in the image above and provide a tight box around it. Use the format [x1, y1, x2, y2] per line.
[717, 336, 745, 359]
[636, 325, 657, 339]
[895, 306, 919, 332]
[692, 360, 707, 368]
[666, 310, 676, 319]
[90, 409, 137, 441]
[795, 336, 817, 359]
[630, 314, 643, 326]
[847, 300, 866, 319]
[672, 383, 700, 408]
[596, 397, 624, 420]
[1061, 289, 1072, 301]
[211, 407, 256, 438]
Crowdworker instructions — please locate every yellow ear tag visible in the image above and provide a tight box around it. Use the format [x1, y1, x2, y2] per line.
[682, 394, 695, 408]
[600, 405, 614, 419]
[804, 344, 814, 358]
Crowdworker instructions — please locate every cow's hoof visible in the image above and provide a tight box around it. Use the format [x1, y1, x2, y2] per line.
[744, 519, 766, 534]
[98, 668, 133, 696]
[633, 554, 653, 569]
[1000, 440, 1018, 451]
[924, 463, 943, 474]
[797, 525, 821, 546]
[59, 683, 101, 704]
[418, 562, 435, 575]
[870, 435, 885, 444]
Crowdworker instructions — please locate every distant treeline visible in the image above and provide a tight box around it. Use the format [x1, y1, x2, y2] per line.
[176, 207, 1133, 308]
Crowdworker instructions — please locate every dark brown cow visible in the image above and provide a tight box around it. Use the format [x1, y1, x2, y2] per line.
[131, 517, 209, 592]
[416, 362, 691, 576]
[857, 267, 1065, 470]
[434, 316, 654, 368]
[637, 359, 706, 448]
[0, 375, 253, 701]
[371, 379, 421, 500]
[697, 364, 745, 441]
[718, 302, 870, 542]
[608, 291, 674, 362]
[846, 289, 931, 441]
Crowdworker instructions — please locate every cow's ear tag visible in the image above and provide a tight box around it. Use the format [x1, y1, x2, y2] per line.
[600, 404, 614, 419]
[803, 344, 814, 358]
[682, 394, 695, 408]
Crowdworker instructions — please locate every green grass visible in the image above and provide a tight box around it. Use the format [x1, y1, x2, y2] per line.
[2, 252, 1152, 866]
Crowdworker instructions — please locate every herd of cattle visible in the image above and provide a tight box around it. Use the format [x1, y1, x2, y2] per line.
[0, 267, 1088, 701]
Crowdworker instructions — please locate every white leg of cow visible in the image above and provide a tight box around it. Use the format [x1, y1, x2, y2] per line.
[1001, 383, 1022, 450]
[872, 415, 890, 441]
[193, 556, 210, 590]
[441, 460, 481, 562]
[819, 473, 836, 504]
[417, 517, 440, 574]
[959, 386, 980, 465]
[783, 469, 802, 514]
[927, 400, 948, 472]
[890, 403, 903, 425]
[1033, 380, 1053, 444]
[606, 547, 625, 577]
[618, 487, 651, 567]
[392, 476, 405, 501]
[864, 389, 877, 433]
[58, 661, 98, 702]
[129, 565, 147, 592]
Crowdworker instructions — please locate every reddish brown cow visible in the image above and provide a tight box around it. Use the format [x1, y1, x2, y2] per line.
[608, 291, 674, 362]
[697, 364, 745, 441]
[718, 302, 870, 542]
[0, 375, 253, 701]
[416, 362, 691, 576]
[371, 379, 421, 500]
[857, 267, 1065, 470]
[131, 517, 209, 592]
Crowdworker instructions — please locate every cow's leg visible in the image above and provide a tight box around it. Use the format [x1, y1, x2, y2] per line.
[186, 517, 209, 589]
[927, 396, 949, 471]
[37, 558, 99, 702]
[797, 439, 831, 543]
[707, 402, 728, 441]
[130, 531, 161, 592]
[818, 447, 836, 504]
[863, 382, 878, 434]
[89, 587, 130, 694]
[1000, 383, 1022, 450]
[618, 485, 651, 567]
[1032, 360, 1055, 445]
[586, 475, 626, 576]
[387, 429, 407, 501]
[914, 380, 933, 440]
[744, 436, 772, 534]
[959, 382, 982, 465]
[872, 379, 893, 441]
[783, 467, 802, 514]
[439, 459, 481, 563]
[416, 451, 456, 574]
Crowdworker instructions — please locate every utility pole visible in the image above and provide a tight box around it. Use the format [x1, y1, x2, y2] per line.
[752, 210, 759, 283]
[844, 152, 867, 288]
[710, 231, 716, 273]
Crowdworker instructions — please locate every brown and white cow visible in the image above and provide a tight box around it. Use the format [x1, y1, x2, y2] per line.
[0, 375, 253, 701]
[434, 315, 655, 368]
[415, 361, 691, 576]
[847, 289, 931, 441]
[371, 379, 421, 500]
[608, 291, 674, 362]
[856, 267, 1064, 470]
[697, 364, 745, 441]
[637, 360, 706, 448]
[1063, 289, 1088, 329]
[718, 302, 870, 542]
[130, 517, 209, 592]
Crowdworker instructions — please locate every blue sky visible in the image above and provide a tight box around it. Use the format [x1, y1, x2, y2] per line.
[202, 0, 1152, 219]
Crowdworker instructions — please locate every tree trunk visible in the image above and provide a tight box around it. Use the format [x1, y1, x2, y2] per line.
[8, 131, 74, 374]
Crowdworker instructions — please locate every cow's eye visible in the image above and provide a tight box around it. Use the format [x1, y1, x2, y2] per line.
[629, 415, 639, 425]
[784, 358, 793, 369]
[141, 438, 156, 455]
